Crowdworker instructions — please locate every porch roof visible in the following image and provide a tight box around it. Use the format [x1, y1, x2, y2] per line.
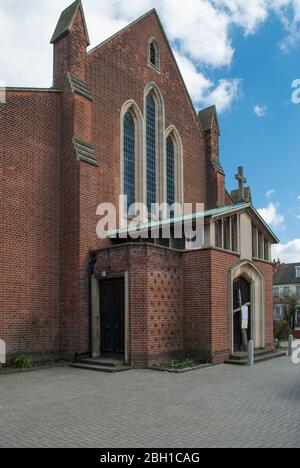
[106, 202, 279, 243]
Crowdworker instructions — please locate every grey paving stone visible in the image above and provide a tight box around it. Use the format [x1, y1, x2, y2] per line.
[0, 357, 299, 448]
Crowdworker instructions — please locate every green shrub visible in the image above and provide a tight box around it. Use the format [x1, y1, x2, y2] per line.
[169, 359, 195, 369]
[273, 320, 289, 345]
[12, 355, 33, 369]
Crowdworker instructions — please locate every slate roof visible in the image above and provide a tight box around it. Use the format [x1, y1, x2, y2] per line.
[274, 263, 300, 285]
[51, 0, 90, 45]
[198, 105, 219, 133]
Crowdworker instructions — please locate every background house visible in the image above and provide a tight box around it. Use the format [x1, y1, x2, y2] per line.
[273, 262, 300, 337]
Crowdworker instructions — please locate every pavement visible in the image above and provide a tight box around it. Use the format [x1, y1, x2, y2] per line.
[0, 355, 299, 448]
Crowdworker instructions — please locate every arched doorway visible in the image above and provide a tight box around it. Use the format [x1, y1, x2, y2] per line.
[233, 277, 251, 352]
[230, 261, 265, 353]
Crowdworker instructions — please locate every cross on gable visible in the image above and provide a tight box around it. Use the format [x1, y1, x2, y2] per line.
[235, 166, 247, 199]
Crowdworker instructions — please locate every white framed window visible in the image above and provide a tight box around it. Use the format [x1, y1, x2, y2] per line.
[273, 287, 280, 298]
[295, 266, 300, 278]
[149, 39, 160, 70]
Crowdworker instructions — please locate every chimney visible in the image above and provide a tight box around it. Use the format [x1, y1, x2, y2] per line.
[51, 0, 90, 90]
[198, 106, 226, 208]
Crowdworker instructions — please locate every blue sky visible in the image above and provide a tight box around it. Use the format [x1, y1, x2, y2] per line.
[217, 19, 300, 248]
[0, 0, 300, 261]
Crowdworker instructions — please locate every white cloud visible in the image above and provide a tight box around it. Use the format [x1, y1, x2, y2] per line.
[161, 0, 233, 67]
[258, 203, 285, 227]
[266, 189, 275, 198]
[0, 0, 300, 110]
[214, 0, 269, 34]
[203, 78, 242, 112]
[175, 51, 241, 112]
[254, 105, 267, 117]
[297, 195, 300, 200]
[272, 238, 300, 262]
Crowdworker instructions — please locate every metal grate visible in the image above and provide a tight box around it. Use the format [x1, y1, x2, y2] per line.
[146, 95, 156, 213]
[124, 112, 135, 210]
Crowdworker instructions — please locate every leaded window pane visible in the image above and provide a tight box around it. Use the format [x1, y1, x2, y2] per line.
[124, 112, 135, 210]
[167, 136, 175, 212]
[146, 95, 156, 212]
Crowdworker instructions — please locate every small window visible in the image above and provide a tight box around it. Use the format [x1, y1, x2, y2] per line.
[215, 220, 223, 248]
[264, 239, 269, 261]
[223, 217, 230, 250]
[273, 287, 280, 298]
[284, 287, 290, 298]
[231, 215, 238, 252]
[295, 267, 300, 278]
[252, 224, 258, 258]
[296, 286, 300, 298]
[274, 305, 283, 321]
[149, 40, 160, 70]
[258, 231, 263, 259]
[296, 309, 300, 327]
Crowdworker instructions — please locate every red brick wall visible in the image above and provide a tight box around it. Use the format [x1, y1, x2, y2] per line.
[182, 249, 212, 359]
[54, 8, 96, 359]
[88, 11, 208, 214]
[210, 250, 240, 363]
[0, 90, 61, 356]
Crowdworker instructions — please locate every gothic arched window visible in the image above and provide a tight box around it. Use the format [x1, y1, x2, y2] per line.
[166, 136, 175, 208]
[146, 94, 156, 211]
[149, 40, 160, 70]
[123, 111, 135, 209]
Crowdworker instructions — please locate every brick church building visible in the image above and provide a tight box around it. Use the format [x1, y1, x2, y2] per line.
[0, 1, 279, 367]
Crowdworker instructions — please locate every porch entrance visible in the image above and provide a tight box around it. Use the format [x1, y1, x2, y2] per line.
[100, 278, 125, 356]
[233, 277, 251, 352]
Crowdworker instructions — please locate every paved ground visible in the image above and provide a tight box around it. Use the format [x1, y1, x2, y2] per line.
[0, 356, 299, 448]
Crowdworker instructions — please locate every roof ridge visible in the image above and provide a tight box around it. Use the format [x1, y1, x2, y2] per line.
[88, 9, 157, 55]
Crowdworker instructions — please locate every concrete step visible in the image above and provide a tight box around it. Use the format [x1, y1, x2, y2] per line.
[69, 363, 132, 373]
[80, 358, 124, 368]
[230, 349, 277, 361]
[225, 351, 286, 366]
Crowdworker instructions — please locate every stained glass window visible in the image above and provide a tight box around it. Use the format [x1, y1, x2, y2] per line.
[124, 112, 135, 210]
[146, 94, 156, 212]
[167, 136, 175, 211]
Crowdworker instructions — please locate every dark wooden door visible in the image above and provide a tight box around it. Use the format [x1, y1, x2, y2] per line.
[233, 277, 251, 352]
[100, 278, 125, 355]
